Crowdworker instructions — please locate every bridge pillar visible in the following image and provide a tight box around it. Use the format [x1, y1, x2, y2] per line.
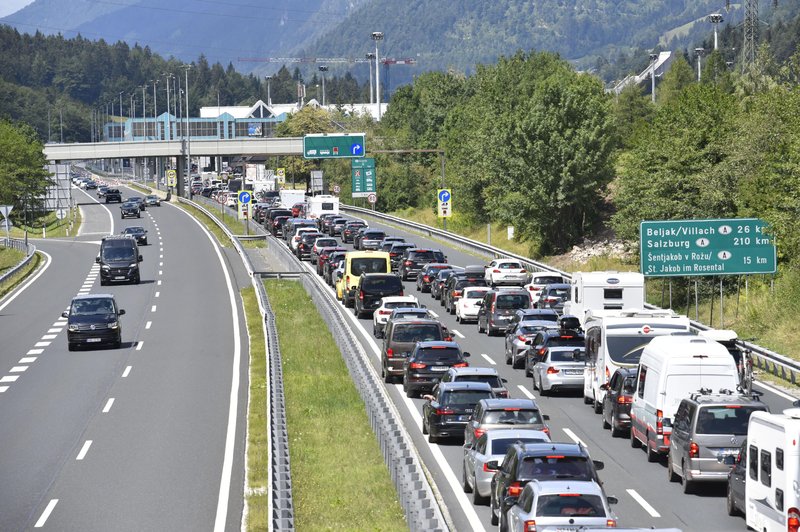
[176, 163, 185, 197]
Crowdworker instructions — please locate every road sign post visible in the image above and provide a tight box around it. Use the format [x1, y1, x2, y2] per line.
[0, 205, 13, 242]
[640, 218, 776, 277]
[238, 190, 252, 232]
[167, 169, 177, 187]
[437, 189, 452, 231]
[351, 158, 376, 198]
[304, 133, 366, 159]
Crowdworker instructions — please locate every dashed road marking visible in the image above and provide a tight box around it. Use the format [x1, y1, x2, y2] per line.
[159, 270, 163, 276]
[19, 357, 36, 363]
[145, 321, 152, 329]
[159, 262, 163, 267]
[9, 366, 28, 373]
[1, 375, 20, 383]
[517, 385, 536, 400]
[48, 328, 62, 333]
[103, 398, 115, 413]
[136, 341, 144, 351]
[151, 305, 157, 312]
[0, 386, 8, 393]
[76, 440, 92, 460]
[122, 366, 132, 378]
[428, 310, 439, 318]
[155, 292, 160, 298]
[34, 341, 51, 347]
[41, 334, 57, 340]
[480, 353, 496, 365]
[27, 349, 44, 355]
[563, 428, 586, 447]
[157, 280, 162, 286]
[34, 499, 58, 527]
[627, 489, 661, 518]
[451, 329, 465, 338]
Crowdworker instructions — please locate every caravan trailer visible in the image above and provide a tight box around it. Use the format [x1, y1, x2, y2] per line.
[562, 271, 645, 325]
[306, 195, 339, 219]
[745, 409, 800, 532]
[583, 309, 691, 414]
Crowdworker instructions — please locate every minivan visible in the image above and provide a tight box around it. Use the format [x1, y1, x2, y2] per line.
[477, 289, 532, 336]
[97, 237, 143, 285]
[63, 294, 125, 350]
[381, 318, 450, 383]
[342, 251, 391, 308]
[353, 274, 404, 318]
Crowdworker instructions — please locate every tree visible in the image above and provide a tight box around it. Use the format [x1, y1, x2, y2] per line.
[657, 55, 695, 104]
[701, 50, 734, 93]
[612, 83, 654, 149]
[0, 120, 51, 223]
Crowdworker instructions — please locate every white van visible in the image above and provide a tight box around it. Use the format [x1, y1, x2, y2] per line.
[745, 409, 800, 532]
[631, 336, 739, 462]
[562, 271, 645, 325]
[306, 194, 339, 219]
[583, 308, 690, 412]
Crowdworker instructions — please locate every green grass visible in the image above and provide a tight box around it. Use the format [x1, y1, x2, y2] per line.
[241, 287, 269, 531]
[0, 247, 25, 274]
[129, 183, 152, 195]
[8, 207, 82, 238]
[0, 251, 41, 299]
[265, 280, 407, 531]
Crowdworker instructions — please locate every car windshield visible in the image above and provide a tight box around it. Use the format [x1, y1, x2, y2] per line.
[606, 334, 660, 364]
[442, 390, 493, 406]
[363, 276, 403, 291]
[416, 348, 461, 362]
[496, 294, 530, 309]
[146, 195, 157, 200]
[393, 324, 442, 343]
[490, 437, 548, 455]
[351, 258, 389, 275]
[72, 299, 115, 315]
[519, 456, 594, 481]
[103, 247, 136, 261]
[536, 494, 606, 517]
[696, 406, 764, 435]
[549, 348, 586, 362]
[482, 409, 543, 425]
[454, 375, 503, 388]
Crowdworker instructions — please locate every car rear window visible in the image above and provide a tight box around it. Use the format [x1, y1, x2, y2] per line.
[498, 262, 523, 269]
[392, 324, 443, 343]
[410, 251, 437, 261]
[350, 258, 389, 275]
[455, 278, 487, 290]
[547, 337, 585, 348]
[549, 348, 586, 362]
[384, 301, 419, 310]
[519, 325, 548, 336]
[315, 238, 337, 247]
[519, 456, 594, 481]
[546, 287, 570, 298]
[481, 409, 543, 425]
[464, 288, 491, 299]
[696, 406, 766, 435]
[392, 310, 428, 319]
[622, 376, 636, 394]
[491, 437, 548, 455]
[536, 494, 606, 517]
[363, 231, 386, 240]
[532, 276, 564, 285]
[416, 348, 462, 362]
[362, 276, 403, 291]
[442, 390, 493, 406]
[496, 294, 530, 309]
[454, 375, 503, 388]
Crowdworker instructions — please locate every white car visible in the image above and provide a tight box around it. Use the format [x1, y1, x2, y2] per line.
[372, 295, 420, 338]
[485, 259, 528, 287]
[290, 227, 320, 251]
[455, 286, 492, 323]
[225, 192, 238, 208]
[523, 273, 565, 301]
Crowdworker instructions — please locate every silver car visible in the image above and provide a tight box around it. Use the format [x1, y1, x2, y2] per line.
[532, 346, 587, 396]
[462, 429, 550, 506]
[504, 480, 618, 532]
[504, 320, 558, 369]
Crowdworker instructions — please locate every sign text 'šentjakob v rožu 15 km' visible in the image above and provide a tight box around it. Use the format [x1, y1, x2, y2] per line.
[640, 218, 777, 277]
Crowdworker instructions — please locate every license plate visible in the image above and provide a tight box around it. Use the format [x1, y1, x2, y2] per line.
[431, 366, 448, 372]
[114, 276, 126, 280]
[86, 338, 101, 343]
[565, 369, 583, 375]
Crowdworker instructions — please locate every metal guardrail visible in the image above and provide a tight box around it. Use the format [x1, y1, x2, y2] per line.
[0, 238, 37, 285]
[342, 205, 800, 392]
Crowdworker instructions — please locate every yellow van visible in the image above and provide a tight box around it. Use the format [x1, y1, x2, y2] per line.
[343, 250, 391, 308]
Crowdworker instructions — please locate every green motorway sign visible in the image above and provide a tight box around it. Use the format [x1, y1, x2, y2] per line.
[640, 218, 776, 277]
[303, 133, 366, 159]
[351, 158, 376, 198]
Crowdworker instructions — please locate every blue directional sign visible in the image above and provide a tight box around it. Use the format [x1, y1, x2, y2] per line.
[438, 189, 451, 203]
[238, 191, 251, 204]
[351, 143, 364, 156]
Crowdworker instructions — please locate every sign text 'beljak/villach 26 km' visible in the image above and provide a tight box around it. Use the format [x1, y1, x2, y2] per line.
[640, 218, 776, 277]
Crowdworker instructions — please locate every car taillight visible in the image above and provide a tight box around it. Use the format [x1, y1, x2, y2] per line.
[410, 362, 427, 369]
[435, 407, 454, 415]
[656, 409, 664, 436]
[537, 348, 546, 355]
[483, 461, 498, 472]
[491, 304, 496, 313]
[474, 428, 486, 440]
[689, 441, 699, 458]
[378, 310, 391, 315]
[517, 335, 527, 342]
[496, 389, 509, 398]
[386, 348, 394, 358]
[546, 367, 560, 374]
[453, 362, 469, 368]
[617, 395, 632, 404]
[346, 275, 350, 285]
[507, 482, 523, 497]
[788, 508, 800, 532]
[520, 269, 526, 273]
[542, 426, 550, 435]
[359, 290, 364, 300]
[423, 275, 430, 282]
[606, 520, 617, 528]
[390, 252, 398, 257]
[404, 260, 412, 266]
[444, 337, 453, 342]
[523, 521, 537, 532]
[493, 269, 501, 273]
[399, 291, 403, 296]
[452, 290, 462, 298]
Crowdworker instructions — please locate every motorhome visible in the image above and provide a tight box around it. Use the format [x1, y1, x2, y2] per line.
[746, 408, 800, 532]
[562, 271, 645, 325]
[583, 309, 691, 413]
[306, 195, 339, 219]
[630, 336, 739, 462]
[279, 190, 307, 209]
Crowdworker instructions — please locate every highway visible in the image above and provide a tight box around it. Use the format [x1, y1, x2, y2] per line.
[276, 211, 796, 532]
[0, 185, 250, 531]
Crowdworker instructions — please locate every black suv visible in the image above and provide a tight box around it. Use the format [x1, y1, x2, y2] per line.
[353, 273, 404, 318]
[342, 221, 367, 243]
[120, 201, 140, 219]
[421, 382, 494, 443]
[295, 231, 322, 260]
[444, 274, 488, 314]
[399, 248, 446, 281]
[489, 441, 605, 527]
[104, 188, 122, 203]
[388, 242, 417, 271]
[416, 263, 451, 292]
[97, 236, 143, 285]
[524, 328, 585, 376]
[402, 341, 471, 398]
[476, 288, 532, 335]
[63, 294, 125, 350]
[381, 318, 450, 383]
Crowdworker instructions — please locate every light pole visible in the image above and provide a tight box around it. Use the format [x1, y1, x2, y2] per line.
[708, 13, 724, 51]
[265, 75, 272, 106]
[184, 64, 192, 195]
[365, 52, 376, 105]
[141, 85, 146, 131]
[318, 65, 328, 107]
[649, 53, 659, 103]
[372, 31, 384, 120]
[695, 47, 705, 81]
[164, 73, 172, 140]
[151, 79, 159, 140]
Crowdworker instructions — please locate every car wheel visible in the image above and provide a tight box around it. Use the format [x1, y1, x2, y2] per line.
[610, 413, 622, 437]
[477, 319, 485, 334]
[540, 380, 550, 397]
[532, 374, 539, 391]
[114, 340, 122, 349]
[486, 325, 494, 336]
[462, 466, 473, 493]
[646, 435, 659, 463]
[134, 274, 141, 285]
[667, 453, 680, 483]
[401, 271, 407, 281]
[428, 432, 438, 444]
[726, 483, 740, 516]
[512, 355, 523, 370]
[68, 343, 76, 352]
[682, 461, 694, 494]
[593, 398, 603, 414]
[473, 479, 489, 505]
[490, 502, 499, 525]
[524, 360, 532, 377]
[422, 417, 428, 435]
[602, 411, 611, 430]
[583, 394, 593, 405]
[630, 428, 641, 449]
[137, 213, 141, 218]
[499, 510, 509, 532]
[100, 279, 107, 286]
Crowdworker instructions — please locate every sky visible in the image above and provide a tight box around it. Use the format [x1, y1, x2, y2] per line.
[0, 0, 35, 19]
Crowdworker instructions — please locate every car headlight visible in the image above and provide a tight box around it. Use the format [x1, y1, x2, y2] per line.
[68, 324, 79, 332]
[129, 263, 138, 268]
[101, 265, 110, 271]
[108, 321, 118, 329]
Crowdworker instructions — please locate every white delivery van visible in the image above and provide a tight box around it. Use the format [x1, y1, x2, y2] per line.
[745, 408, 800, 532]
[631, 336, 739, 462]
[279, 190, 307, 209]
[562, 271, 645, 325]
[583, 308, 690, 412]
[306, 194, 339, 219]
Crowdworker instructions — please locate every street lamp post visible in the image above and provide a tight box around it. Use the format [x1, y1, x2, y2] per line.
[708, 14, 724, 51]
[164, 73, 172, 141]
[372, 32, 384, 120]
[695, 47, 705, 81]
[318, 65, 328, 107]
[184, 64, 192, 197]
[365, 52, 376, 105]
[649, 53, 659, 103]
[265, 75, 272, 106]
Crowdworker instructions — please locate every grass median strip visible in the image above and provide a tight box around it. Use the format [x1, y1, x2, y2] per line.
[0, 251, 41, 299]
[175, 203, 231, 247]
[265, 280, 406, 530]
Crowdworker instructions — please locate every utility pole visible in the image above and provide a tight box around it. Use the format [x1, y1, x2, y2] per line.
[372, 32, 384, 120]
[366, 52, 376, 104]
[184, 64, 192, 196]
[743, 0, 759, 69]
[164, 73, 171, 140]
[695, 48, 705, 81]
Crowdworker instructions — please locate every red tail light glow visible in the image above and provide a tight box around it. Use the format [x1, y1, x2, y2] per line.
[453, 362, 469, 368]
[474, 428, 486, 440]
[404, 260, 413, 266]
[546, 367, 560, 374]
[689, 441, 699, 458]
[606, 520, 617, 528]
[788, 508, 800, 532]
[359, 291, 364, 300]
[656, 409, 664, 436]
[435, 407, 454, 415]
[483, 461, 498, 472]
[493, 269, 501, 273]
[386, 348, 394, 358]
[507, 482, 523, 497]
[617, 395, 633, 404]
[409, 362, 427, 369]
[518, 335, 527, 342]
[523, 520, 536, 532]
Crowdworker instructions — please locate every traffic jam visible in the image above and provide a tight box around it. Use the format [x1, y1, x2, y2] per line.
[251, 193, 793, 532]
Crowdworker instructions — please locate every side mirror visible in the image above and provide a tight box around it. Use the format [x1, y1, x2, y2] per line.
[593, 460, 605, 471]
[61, 311, 69, 318]
[607, 496, 619, 505]
[118, 309, 126, 316]
[525, 340, 532, 345]
[486, 460, 499, 470]
[501, 378, 508, 384]
[138, 255, 143, 262]
[599, 383, 609, 391]
[422, 395, 434, 402]
[95, 256, 101, 264]
[463, 352, 471, 358]
[543, 414, 550, 421]
[502, 496, 519, 509]
[475, 301, 484, 307]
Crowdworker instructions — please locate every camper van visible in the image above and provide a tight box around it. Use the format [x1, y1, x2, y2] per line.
[306, 195, 339, 219]
[631, 336, 740, 462]
[562, 271, 645, 325]
[745, 409, 800, 532]
[584, 309, 691, 413]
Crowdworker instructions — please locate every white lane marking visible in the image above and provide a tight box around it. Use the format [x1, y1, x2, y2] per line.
[754, 381, 800, 402]
[155, 292, 160, 298]
[76, 440, 92, 460]
[34, 499, 58, 527]
[451, 329, 465, 338]
[517, 385, 536, 400]
[28, 349, 44, 355]
[159, 261, 163, 267]
[151, 305, 157, 312]
[48, 328, 62, 333]
[563, 428, 586, 447]
[145, 321, 152, 329]
[627, 488, 661, 518]
[0, 251, 52, 314]
[103, 398, 115, 413]
[54, 321, 67, 327]
[34, 341, 51, 347]
[160, 254, 163, 259]
[160, 247, 163, 252]
[428, 310, 439, 318]
[122, 366, 132, 378]
[158, 270, 163, 275]
[10, 366, 28, 373]
[481, 353, 496, 365]
[41, 334, 57, 340]
[19, 357, 37, 363]
[1, 375, 20, 383]
[157, 280, 162, 286]
[78, 290, 90, 294]
[0, 386, 8, 393]
[136, 341, 143, 351]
